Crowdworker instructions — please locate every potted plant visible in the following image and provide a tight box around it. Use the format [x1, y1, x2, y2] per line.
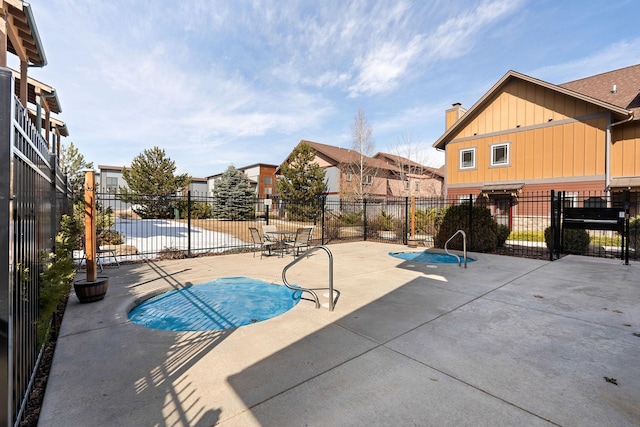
[73, 170, 109, 303]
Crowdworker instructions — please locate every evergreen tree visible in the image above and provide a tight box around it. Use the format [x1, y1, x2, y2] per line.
[277, 142, 327, 220]
[212, 166, 256, 220]
[120, 147, 190, 219]
[59, 142, 93, 201]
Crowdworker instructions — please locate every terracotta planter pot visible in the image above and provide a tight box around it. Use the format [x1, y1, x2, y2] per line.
[74, 277, 109, 303]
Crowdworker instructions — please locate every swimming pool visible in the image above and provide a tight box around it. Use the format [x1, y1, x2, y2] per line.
[389, 250, 475, 264]
[128, 277, 301, 331]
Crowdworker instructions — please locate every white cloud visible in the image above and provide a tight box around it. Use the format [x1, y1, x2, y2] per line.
[530, 38, 640, 84]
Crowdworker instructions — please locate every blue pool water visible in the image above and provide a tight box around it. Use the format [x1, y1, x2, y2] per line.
[128, 277, 301, 331]
[389, 250, 475, 264]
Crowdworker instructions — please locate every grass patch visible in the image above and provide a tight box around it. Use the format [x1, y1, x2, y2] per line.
[508, 230, 545, 242]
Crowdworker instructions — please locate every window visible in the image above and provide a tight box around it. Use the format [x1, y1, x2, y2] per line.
[363, 175, 374, 185]
[106, 177, 118, 192]
[415, 182, 420, 191]
[264, 187, 272, 195]
[404, 181, 410, 190]
[563, 192, 578, 208]
[458, 195, 472, 204]
[460, 148, 476, 169]
[491, 143, 510, 166]
[346, 173, 352, 182]
[263, 176, 272, 184]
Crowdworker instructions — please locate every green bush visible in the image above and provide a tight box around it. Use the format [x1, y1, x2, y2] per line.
[366, 211, 404, 239]
[434, 204, 498, 252]
[496, 224, 511, 247]
[414, 208, 441, 234]
[336, 210, 363, 226]
[39, 214, 82, 345]
[544, 226, 591, 255]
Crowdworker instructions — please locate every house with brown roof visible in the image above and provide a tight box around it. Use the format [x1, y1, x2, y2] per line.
[433, 64, 640, 220]
[280, 140, 443, 202]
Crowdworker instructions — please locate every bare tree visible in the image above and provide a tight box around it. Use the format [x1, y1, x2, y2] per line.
[388, 133, 442, 197]
[342, 108, 379, 200]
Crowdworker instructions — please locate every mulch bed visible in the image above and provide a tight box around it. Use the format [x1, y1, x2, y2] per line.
[18, 295, 68, 427]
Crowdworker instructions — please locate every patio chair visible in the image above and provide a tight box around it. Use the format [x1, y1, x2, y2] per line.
[249, 227, 277, 258]
[79, 238, 120, 272]
[262, 224, 278, 242]
[285, 227, 313, 257]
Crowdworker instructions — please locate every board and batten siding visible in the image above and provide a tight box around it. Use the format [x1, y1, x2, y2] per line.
[611, 121, 640, 178]
[445, 79, 609, 186]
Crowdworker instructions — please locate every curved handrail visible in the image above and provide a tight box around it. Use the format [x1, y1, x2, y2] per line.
[444, 229, 467, 268]
[282, 245, 340, 311]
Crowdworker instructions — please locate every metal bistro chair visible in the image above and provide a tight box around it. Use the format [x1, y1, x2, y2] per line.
[249, 227, 277, 258]
[80, 238, 120, 272]
[262, 224, 278, 242]
[285, 227, 313, 257]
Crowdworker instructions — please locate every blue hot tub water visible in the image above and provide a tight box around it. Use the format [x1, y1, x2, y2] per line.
[389, 250, 475, 264]
[128, 277, 301, 331]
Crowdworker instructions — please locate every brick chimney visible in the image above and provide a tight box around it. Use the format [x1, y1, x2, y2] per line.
[445, 103, 466, 130]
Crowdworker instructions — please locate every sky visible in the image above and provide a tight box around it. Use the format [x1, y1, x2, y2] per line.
[11, 0, 640, 178]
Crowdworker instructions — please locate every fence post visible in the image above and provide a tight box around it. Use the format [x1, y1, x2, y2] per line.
[624, 189, 630, 265]
[549, 190, 556, 261]
[0, 67, 14, 427]
[468, 194, 473, 251]
[187, 191, 192, 258]
[363, 199, 368, 241]
[50, 153, 58, 252]
[404, 197, 409, 245]
[265, 204, 270, 226]
[321, 195, 326, 245]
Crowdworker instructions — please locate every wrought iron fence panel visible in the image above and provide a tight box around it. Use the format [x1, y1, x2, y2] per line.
[1, 70, 72, 426]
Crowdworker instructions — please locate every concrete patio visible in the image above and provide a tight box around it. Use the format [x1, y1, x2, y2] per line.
[39, 242, 640, 426]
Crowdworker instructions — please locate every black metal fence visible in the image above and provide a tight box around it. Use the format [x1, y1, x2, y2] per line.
[1, 69, 72, 426]
[95, 189, 638, 264]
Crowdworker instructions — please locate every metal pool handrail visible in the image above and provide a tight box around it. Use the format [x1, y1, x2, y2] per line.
[444, 229, 467, 268]
[282, 245, 340, 311]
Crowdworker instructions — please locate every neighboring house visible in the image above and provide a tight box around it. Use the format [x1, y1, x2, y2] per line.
[433, 64, 640, 223]
[98, 165, 129, 193]
[98, 165, 206, 194]
[279, 140, 444, 203]
[207, 163, 277, 199]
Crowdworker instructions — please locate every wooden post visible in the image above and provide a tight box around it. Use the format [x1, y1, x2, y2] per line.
[0, 9, 7, 68]
[407, 196, 418, 247]
[84, 170, 97, 282]
[411, 196, 416, 240]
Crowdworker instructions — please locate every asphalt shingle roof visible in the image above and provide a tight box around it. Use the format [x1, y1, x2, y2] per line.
[559, 63, 640, 118]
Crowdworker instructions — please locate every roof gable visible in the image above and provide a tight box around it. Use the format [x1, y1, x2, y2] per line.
[433, 69, 635, 150]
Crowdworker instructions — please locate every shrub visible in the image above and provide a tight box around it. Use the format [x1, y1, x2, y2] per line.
[496, 224, 511, 247]
[434, 204, 498, 252]
[338, 210, 363, 226]
[38, 214, 82, 345]
[414, 208, 440, 235]
[544, 226, 591, 255]
[366, 211, 404, 239]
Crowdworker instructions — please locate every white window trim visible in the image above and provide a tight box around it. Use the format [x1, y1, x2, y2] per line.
[460, 148, 476, 170]
[490, 142, 510, 167]
[346, 172, 352, 182]
[363, 175, 374, 185]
